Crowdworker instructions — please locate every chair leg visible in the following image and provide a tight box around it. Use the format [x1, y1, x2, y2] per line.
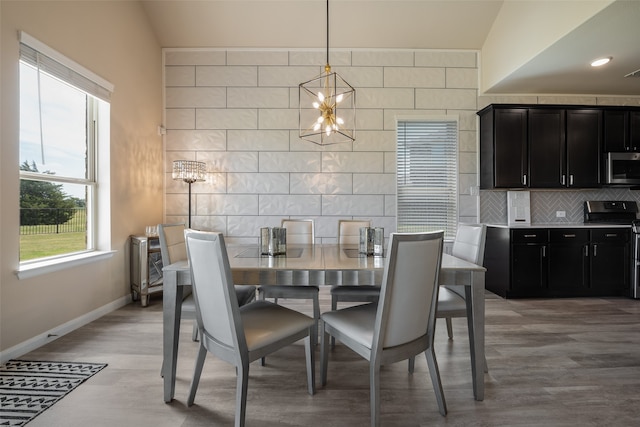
[304, 333, 316, 395]
[330, 296, 337, 348]
[187, 344, 208, 406]
[446, 317, 454, 339]
[408, 356, 415, 373]
[320, 322, 330, 386]
[424, 348, 447, 416]
[370, 363, 381, 427]
[312, 294, 320, 348]
[192, 321, 199, 342]
[235, 361, 249, 427]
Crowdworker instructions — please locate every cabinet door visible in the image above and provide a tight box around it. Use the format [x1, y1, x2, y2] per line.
[630, 111, 640, 152]
[603, 110, 629, 152]
[547, 229, 589, 293]
[529, 109, 565, 187]
[566, 109, 601, 187]
[494, 108, 528, 188]
[590, 229, 630, 295]
[512, 244, 547, 294]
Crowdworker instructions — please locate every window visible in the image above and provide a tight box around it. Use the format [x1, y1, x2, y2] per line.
[396, 118, 458, 240]
[18, 32, 113, 264]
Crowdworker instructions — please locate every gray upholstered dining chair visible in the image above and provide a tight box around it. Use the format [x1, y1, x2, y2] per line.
[257, 219, 320, 359]
[329, 219, 379, 346]
[184, 230, 315, 427]
[157, 223, 199, 342]
[320, 231, 447, 426]
[435, 223, 488, 372]
[158, 223, 257, 343]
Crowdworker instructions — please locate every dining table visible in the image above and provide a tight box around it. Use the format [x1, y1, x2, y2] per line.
[162, 243, 486, 403]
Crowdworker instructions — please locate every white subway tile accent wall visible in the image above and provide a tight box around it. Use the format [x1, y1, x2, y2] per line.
[164, 48, 481, 243]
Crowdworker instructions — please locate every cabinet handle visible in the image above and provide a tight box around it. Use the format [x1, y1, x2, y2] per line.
[605, 233, 617, 238]
[524, 234, 537, 238]
[563, 234, 576, 238]
[593, 244, 597, 257]
[584, 245, 589, 257]
[542, 246, 546, 257]
[522, 174, 527, 186]
[569, 175, 574, 186]
[561, 175, 566, 185]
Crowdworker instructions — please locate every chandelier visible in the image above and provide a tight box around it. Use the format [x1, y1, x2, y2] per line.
[299, 0, 355, 145]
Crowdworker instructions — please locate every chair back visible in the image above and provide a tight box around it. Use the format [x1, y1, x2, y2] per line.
[158, 223, 187, 265]
[338, 220, 371, 245]
[451, 224, 487, 265]
[185, 230, 245, 353]
[374, 232, 443, 350]
[281, 219, 315, 244]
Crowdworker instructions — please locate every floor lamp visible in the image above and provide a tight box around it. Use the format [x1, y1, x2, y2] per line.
[172, 160, 207, 228]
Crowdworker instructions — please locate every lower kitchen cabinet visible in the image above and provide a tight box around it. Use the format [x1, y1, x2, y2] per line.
[485, 226, 630, 298]
[589, 229, 629, 294]
[547, 229, 589, 295]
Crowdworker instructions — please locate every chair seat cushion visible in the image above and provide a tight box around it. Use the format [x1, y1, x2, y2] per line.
[259, 285, 319, 299]
[437, 287, 467, 316]
[322, 303, 377, 349]
[241, 300, 315, 351]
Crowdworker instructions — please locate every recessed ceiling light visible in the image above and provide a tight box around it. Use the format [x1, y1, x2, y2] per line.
[591, 57, 612, 67]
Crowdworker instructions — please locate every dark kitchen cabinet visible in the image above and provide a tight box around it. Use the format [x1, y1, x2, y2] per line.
[479, 107, 527, 188]
[604, 109, 640, 152]
[528, 109, 565, 187]
[485, 226, 631, 298]
[566, 109, 601, 187]
[547, 229, 589, 294]
[589, 228, 629, 295]
[479, 104, 601, 189]
[510, 229, 547, 296]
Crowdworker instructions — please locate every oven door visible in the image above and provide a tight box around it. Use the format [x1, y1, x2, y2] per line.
[606, 152, 640, 184]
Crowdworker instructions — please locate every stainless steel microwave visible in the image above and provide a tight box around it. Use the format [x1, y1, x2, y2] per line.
[606, 152, 640, 184]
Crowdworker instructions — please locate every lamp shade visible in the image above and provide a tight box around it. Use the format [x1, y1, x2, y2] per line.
[172, 160, 207, 184]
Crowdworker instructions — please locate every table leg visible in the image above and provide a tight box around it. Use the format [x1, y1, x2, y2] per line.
[163, 270, 183, 403]
[468, 270, 485, 401]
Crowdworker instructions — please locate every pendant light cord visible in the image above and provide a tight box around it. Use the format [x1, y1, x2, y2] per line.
[326, 0, 329, 65]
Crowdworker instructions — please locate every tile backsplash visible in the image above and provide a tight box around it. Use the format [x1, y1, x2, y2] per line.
[480, 188, 640, 224]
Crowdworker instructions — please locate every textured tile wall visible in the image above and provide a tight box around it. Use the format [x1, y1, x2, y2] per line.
[164, 48, 480, 243]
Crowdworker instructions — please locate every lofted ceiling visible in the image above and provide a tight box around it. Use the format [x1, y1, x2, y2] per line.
[141, 0, 640, 96]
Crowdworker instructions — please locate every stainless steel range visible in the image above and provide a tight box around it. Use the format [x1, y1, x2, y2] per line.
[633, 220, 640, 298]
[584, 201, 639, 298]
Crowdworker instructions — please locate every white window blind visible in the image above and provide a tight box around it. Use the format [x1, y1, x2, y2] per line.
[19, 31, 113, 102]
[397, 119, 458, 240]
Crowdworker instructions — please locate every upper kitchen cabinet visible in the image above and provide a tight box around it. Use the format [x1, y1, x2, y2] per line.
[479, 104, 601, 189]
[565, 109, 601, 188]
[479, 106, 527, 188]
[603, 109, 640, 152]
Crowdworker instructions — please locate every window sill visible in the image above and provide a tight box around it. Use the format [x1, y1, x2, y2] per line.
[16, 250, 116, 280]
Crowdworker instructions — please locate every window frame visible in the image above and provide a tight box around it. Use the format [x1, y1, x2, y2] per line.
[16, 32, 114, 277]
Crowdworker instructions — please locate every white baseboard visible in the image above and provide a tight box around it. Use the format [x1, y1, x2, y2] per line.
[0, 294, 132, 364]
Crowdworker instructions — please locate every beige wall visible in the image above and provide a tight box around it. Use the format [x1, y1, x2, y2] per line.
[0, 1, 163, 354]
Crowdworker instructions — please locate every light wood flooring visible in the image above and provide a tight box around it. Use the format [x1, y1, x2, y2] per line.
[20, 288, 640, 427]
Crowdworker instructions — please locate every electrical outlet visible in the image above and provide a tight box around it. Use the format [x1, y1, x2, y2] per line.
[556, 210, 566, 218]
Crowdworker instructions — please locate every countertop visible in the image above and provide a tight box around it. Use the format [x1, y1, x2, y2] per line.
[487, 223, 632, 229]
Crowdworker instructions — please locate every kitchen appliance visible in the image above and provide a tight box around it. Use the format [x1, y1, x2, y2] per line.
[584, 200, 640, 298]
[632, 220, 640, 298]
[605, 152, 640, 185]
[507, 191, 531, 225]
[583, 200, 638, 224]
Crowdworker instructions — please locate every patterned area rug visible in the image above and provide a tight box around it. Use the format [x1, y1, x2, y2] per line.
[0, 360, 107, 426]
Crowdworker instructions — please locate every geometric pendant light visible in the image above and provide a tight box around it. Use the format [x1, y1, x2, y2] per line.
[299, 0, 355, 145]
